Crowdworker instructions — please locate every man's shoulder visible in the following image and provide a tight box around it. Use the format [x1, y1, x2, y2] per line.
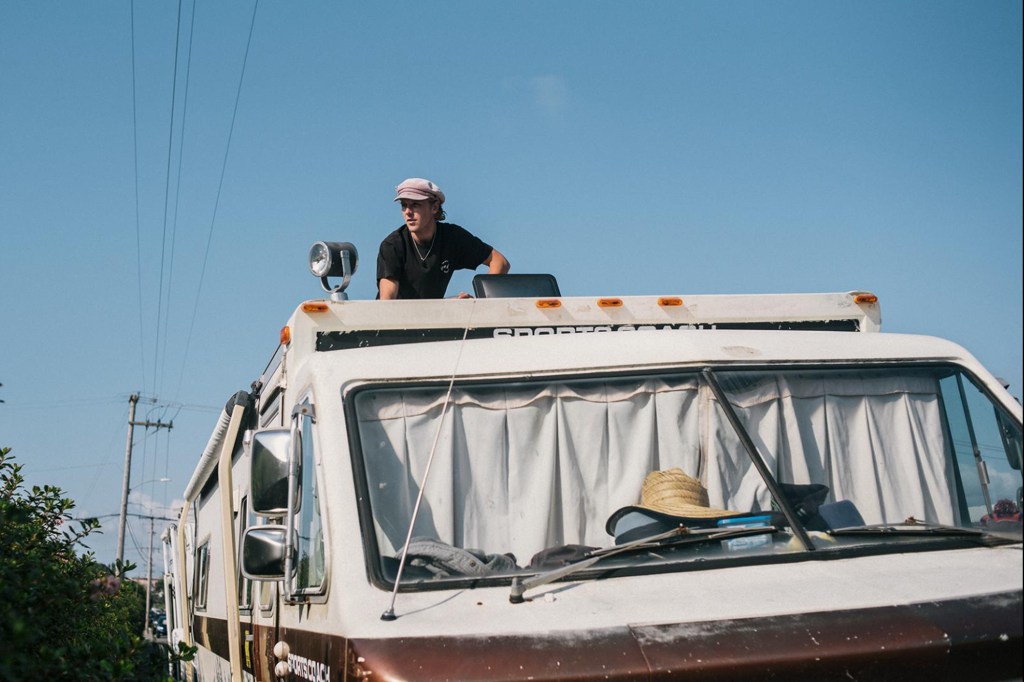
[380, 225, 409, 250]
[382, 225, 408, 242]
[438, 222, 473, 238]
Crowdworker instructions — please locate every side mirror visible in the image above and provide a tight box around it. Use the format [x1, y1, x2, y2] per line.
[996, 411, 1022, 471]
[240, 526, 291, 580]
[251, 429, 292, 516]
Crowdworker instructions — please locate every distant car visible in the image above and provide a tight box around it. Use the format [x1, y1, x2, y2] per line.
[150, 613, 167, 638]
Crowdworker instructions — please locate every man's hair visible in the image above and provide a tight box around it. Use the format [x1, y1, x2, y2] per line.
[433, 200, 446, 222]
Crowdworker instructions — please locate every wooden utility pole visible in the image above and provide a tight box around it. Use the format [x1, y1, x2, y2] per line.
[116, 394, 173, 565]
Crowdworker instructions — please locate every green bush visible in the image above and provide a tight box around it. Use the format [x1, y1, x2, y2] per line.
[0, 447, 191, 680]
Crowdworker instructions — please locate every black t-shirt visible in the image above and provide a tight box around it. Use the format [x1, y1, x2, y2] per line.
[376, 222, 493, 299]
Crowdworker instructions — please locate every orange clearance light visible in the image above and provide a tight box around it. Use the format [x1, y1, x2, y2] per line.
[536, 299, 562, 309]
[853, 292, 878, 304]
[280, 325, 292, 345]
[658, 297, 684, 307]
[598, 298, 623, 308]
[301, 301, 330, 313]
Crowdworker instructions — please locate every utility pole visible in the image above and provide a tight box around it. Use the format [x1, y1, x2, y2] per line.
[115, 395, 138, 565]
[116, 394, 173, 565]
[144, 516, 155, 638]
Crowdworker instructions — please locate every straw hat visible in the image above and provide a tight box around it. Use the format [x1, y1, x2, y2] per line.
[604, 468, 745, 541]
[637, 468, 740, 519]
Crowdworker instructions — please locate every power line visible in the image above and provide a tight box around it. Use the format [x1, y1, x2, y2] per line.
[153, 0, 185, 398]
[129, 0, 148, 396]
[0, 396, 124, 410]
[168, 0, 198, 405]
[135, 392, 220, 413]
[177, 0, 260, 399]
[124, 1, 261, 410]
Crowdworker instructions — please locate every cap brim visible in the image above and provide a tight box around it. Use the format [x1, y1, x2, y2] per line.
[394, 190, 436, 202]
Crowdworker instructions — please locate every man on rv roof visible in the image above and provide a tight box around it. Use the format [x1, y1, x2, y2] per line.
[376, 177, 510, 299]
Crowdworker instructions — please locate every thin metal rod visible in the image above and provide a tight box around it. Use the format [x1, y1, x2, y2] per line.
[382, 302, 476, 621]
[701, 368, 815, 551]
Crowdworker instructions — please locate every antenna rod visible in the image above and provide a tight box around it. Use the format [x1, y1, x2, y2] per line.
[381, 303, 475, 621]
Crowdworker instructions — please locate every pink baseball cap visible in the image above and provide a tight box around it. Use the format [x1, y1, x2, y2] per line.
[394, 177, 445, 204]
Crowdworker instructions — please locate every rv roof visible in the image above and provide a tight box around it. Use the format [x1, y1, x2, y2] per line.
[285, 291, 881, 353]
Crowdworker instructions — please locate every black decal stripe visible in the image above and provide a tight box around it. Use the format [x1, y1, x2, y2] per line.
[192, 614, 230, 663]
[316, 319, 860, 351]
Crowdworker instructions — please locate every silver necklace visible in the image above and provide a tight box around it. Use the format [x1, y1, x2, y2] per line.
[411, 236, 434, 262]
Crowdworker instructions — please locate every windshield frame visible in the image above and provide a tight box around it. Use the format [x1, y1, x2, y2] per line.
[344, 360, 1023, 593]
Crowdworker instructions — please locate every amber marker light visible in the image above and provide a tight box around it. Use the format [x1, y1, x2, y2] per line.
[280, 326, 292, 345]
[598, 298, 623, 308]
[852, 292, 878, 304]
[301, 301, 330, 313]
[536, 299, 562, 309]
[658, 297, 684, 307]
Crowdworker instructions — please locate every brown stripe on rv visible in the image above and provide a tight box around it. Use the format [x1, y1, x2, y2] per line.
[192, 614, 230, 664]
[346, 593, 1023, 681]
[192, 591, 1021, 681]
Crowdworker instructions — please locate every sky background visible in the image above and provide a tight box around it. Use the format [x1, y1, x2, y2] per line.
[1, 1, 1021, 572]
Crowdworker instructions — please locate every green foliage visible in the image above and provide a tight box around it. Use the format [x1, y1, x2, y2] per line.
[0, 447, 194, 680]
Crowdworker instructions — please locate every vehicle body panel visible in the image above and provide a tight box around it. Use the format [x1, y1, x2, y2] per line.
[168, 293, 1022, 681]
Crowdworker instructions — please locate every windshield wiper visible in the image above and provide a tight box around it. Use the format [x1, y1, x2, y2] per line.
[701, 369, 816, 551]
[509, 524, 775, 604]
[829, 517, 991, 538]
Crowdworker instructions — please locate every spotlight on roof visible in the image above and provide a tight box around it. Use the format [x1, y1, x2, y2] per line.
[308, 241, 358, 300]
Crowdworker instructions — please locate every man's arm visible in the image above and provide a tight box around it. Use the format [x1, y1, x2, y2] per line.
[483, 248, 510, 275]
[379, 278, 400, 300]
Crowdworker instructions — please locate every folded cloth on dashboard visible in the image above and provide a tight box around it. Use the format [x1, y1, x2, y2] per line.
[403, 537, 518, 577]
[527, 544, 598, 569]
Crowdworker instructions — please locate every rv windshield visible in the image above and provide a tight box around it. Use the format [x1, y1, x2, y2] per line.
[351, 365, 1022, 590]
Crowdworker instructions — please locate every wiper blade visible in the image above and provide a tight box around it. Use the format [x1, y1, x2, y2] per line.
[830, 517, 989, 538]
[509, 524, 775, 604]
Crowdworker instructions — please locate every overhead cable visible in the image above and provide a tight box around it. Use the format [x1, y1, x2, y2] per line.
[130, 0, 148, 396]
[167, 0, 198, 403]
[176, 0, 261, 400]
[153, 0, 185, 397]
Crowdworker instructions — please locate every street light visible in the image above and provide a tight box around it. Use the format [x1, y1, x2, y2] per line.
[116, 475, 171, 565]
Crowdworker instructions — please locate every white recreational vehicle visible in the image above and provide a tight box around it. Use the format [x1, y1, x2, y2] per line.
[165, 242, 1022, 681]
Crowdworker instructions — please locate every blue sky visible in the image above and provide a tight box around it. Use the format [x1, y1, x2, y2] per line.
[1, 1, 1021, 570]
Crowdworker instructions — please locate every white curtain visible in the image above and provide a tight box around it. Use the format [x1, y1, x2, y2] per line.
[704, 372, 957, 526]
[356, 371, 956, 564]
